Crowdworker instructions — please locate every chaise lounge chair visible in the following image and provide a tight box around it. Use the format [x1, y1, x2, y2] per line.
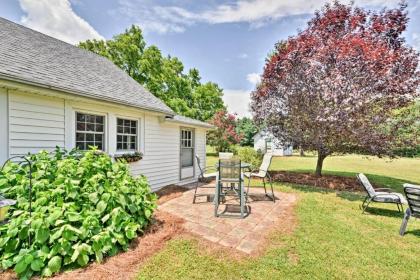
[399, 184, 420, 236]
[357, 173, 407, 214]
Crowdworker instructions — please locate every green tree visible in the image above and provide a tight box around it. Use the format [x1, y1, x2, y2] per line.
[393, 101, 420, 157]
[79, 25, 225, 121]
[191, 82, 225, 121]
[236, 117, 258, 146]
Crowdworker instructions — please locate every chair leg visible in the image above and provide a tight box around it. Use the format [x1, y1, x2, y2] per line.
[399, 208, 411, 236]
[269, 176, 275, 203]
[361, 196, 369, 210]
[246, 176, 251, 203]
[396, 203, 402, 213]
[214, 182, 220, 217]
[263, 178, 267, 195]
[240, 182, 245, 218]
[362, 199, 371, 214]
[193, 179, 199, 204]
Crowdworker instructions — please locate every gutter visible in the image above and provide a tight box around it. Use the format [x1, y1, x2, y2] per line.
[0, 73, 175, 116]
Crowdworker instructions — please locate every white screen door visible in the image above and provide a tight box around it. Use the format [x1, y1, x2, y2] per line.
[180, 128, 194, 179]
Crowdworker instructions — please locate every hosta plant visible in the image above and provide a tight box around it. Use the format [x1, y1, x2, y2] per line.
[0, 148, 157, 279]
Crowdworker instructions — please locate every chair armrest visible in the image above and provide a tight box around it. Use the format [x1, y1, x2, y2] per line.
[374, 188, 393, 193]
[244, 169, 260, 176]
[250, 168, 260, 173]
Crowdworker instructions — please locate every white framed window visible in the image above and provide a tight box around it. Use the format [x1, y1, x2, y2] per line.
[181, 129, 194, 167]
[75, 112, 105, 151]
[117, 118, 138, 151]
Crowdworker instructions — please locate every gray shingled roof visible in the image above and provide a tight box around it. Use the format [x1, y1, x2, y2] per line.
[0, 17, 173, 115]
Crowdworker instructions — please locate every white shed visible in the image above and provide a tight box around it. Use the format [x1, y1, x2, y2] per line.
[253, 130, 293, 156]
[0, 18, 213, 191]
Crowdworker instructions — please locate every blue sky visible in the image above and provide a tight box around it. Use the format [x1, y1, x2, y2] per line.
[1, 0, 419, 116]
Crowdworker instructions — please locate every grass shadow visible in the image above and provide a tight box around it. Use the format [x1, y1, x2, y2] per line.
[362, 206, 404, 218]
[247, 193, 277, 202]
[405, 229, 420, 237]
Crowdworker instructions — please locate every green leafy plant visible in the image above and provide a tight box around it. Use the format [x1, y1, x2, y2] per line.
[233, 146, 263, 170]
[0, 148, 156, 279]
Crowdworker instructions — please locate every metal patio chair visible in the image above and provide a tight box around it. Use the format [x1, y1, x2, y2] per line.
[399, 184, 420, 236]
[192, 154, 217, 203]
[214, 158, 248, 218]
[357, 173, 406, 214]
[244, 153, 275, 202]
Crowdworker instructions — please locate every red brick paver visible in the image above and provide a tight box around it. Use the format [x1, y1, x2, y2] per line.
[159, 183, 297, 254]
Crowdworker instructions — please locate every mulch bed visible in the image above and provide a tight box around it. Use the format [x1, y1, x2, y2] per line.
[155, 184, 190, 205]
[270, 171, 366, 192]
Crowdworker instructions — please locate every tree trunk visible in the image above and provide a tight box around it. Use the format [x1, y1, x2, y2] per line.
[315, 152, 327, 177]
[300, 147, 305, 157]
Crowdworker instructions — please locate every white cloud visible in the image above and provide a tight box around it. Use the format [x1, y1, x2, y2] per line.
[199, 0, 401, 25]
[247, 73, 261, 85]
[238, 53, 248, 59]
[19, 0, 104, 44]
[111, 0, 196, 34]
[223, 89, 252, 117]
[113, 0, 402, 34]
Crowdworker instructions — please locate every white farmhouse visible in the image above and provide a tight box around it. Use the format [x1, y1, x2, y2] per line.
[0, 18, 212, 191]
[253, 130, 293, 156]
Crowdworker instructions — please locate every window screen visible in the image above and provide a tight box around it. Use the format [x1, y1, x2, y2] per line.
[76, 113, 105, 151]
[117, 118, 138, 151]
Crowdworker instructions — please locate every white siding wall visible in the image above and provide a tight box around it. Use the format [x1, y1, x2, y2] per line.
[130, 115, 180, 190]
[0, 88, 8, 163]
[8, 91, 65, 156]
[4, 90, 208, 191]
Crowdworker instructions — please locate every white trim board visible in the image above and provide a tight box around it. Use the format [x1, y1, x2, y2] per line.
[0, 88, 8, 163]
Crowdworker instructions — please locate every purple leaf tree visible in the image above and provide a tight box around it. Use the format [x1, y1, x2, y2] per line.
[251, 1, 420, 176]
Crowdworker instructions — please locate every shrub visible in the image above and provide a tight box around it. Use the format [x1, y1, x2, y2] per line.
[0, 148, 156, 279]
[234, 146, 263, 169]
[394, 146, 420, 158]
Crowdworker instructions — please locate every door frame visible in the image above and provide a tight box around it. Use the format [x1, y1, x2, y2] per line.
[179, 127, 195, 180]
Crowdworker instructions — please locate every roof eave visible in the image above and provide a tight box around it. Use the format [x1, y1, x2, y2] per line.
[0, 73, 175, 116]
[163, 117, 214, 129]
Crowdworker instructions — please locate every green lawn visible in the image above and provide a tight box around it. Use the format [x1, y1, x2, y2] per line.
[270, 154, 420, 192]
[138, 153, 420, 279]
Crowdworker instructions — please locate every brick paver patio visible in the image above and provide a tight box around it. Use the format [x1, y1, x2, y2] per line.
[159, 183, 297, 254]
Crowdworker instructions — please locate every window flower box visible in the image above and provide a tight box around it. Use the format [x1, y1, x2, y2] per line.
[114, 151, 143, 163]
